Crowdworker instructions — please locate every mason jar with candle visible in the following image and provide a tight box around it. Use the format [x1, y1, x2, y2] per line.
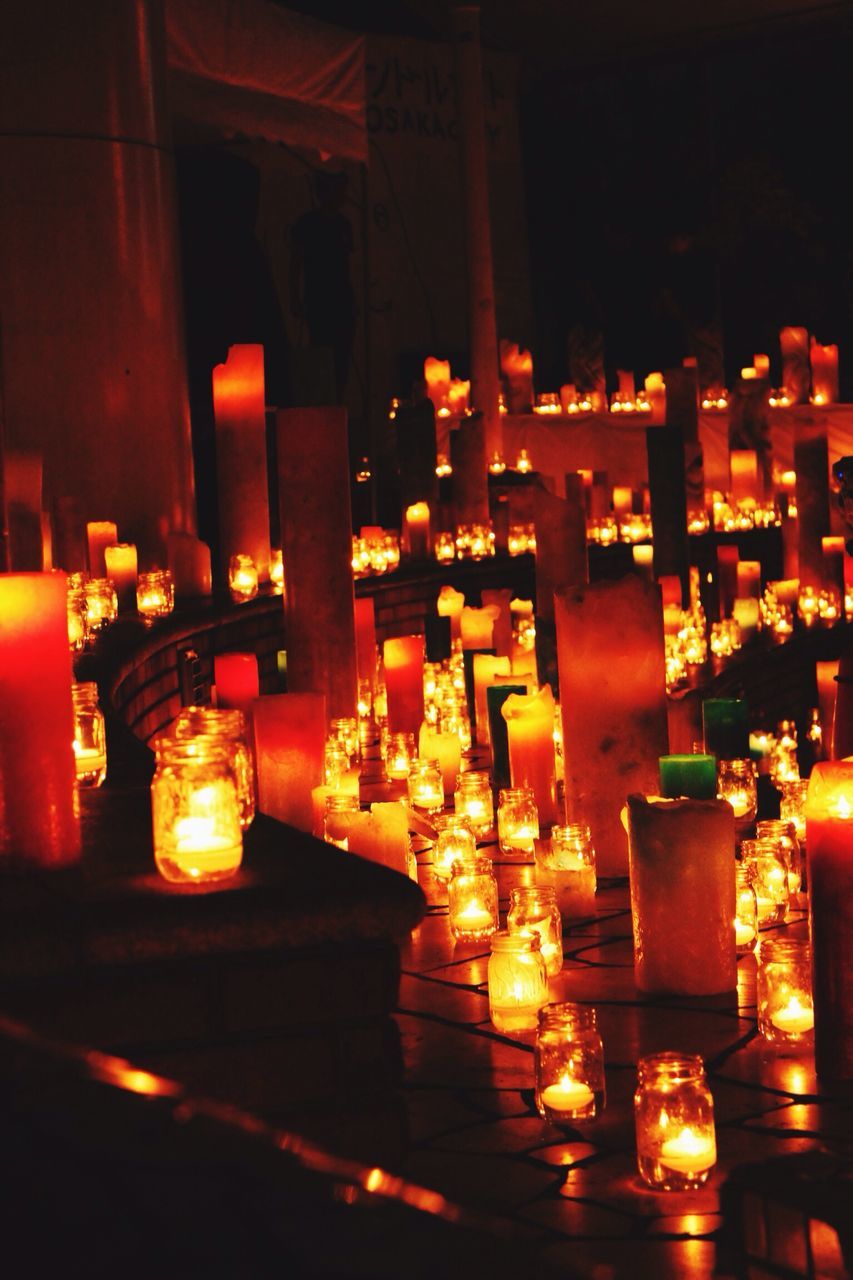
[136, 569, 175, 621]
[536, 823, 597, 919]
[454, 771, 494, 838]
[71, 681, 106, 788]
[535, 1003, 605, 1123]
[407, 758, 444, 815]
[735, 863, 758, 955]
[330, 716, 360, 767]
[497, 787, 540, 857]
[384, 730, 415, 782]
[507, 884, 563, 976]
[324, 739, 350, 789]
[84, 577, 118, 633]
[228, 553, 259, 602]
[151, 737, 242, 884]
[431, 815, 476, 882]
[269, 548, 285, 594]
[488, 931, 547, 1035]
[172, 706, 255, 830]
[717, 757, 758, 826]
[324, 792, 361, 849]
[67, 586, 89, 651]
[448, 853, 498, 940]
[757, 938, 814, 1048]
[634, 1052, 716, 1190]
[780, 778, 809, 845]
[740, 838, 790, 926]
[756, 818, 802, 896]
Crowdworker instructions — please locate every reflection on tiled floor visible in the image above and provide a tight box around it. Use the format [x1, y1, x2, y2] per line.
[362, 763, 853, 1279]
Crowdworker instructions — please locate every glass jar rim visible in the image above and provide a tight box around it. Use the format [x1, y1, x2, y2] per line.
[537, 1000, 596, 1028]
[551, 822, 592, 839]
[490, 929, 541, 953]
[509, 884, 556, 903]
[758, 937, 810, 962]
[499, 786, 536, 803]
[450, 853, 493, 876]
[637, 1051, 705, 1082]
[174, 706, 246, 737]
[154, 735, 236, 765]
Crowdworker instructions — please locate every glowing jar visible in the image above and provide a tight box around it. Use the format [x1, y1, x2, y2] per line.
[229, 553, 259, 602]
[384, 731, 415, 781]
[536, 823, 597, 919]
[269, 548, 285, 594]
[497, 786, 539, 856]
[780, 778, 809, 845]
[136, 569, 174, 621]
[151, 737, 243, 884]
[734, 864, 758, 954]
[71, 682, 106, 788]
[717, 758, 758, 825]
[448, 853, 499, 940]
[740, 838, 789, 925]
[488, 931, 548, 1034]
[324, 792, 361, 849]
[418, 723, 462, 800]
[407, 758, 444, 815]
[757, 938, 814, 1047]
[507, 884, 563, 976]
[535, 1003, 605, 1123]
[635, 1053, 716, 1190]
[756, 818, 802, 896]
[501, 684, 559, 826]
[453, 771, 494, 838]
[84, 578, 117, 632]
[431, 815, 476, 881]
[172, 706, 255, 831]
[805, 760, 853, 1077]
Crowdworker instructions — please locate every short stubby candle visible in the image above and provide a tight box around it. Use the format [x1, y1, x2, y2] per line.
[717, 757, 758, 824]
[806, 761, 853, 1078]
[384, 731, 415, 782]
[757, 938, 814, 1047]
[136, 569, 174, 621]
[150, 737, 243, 884]
[734, 864, 758, 954]
[407, 758, 444, 815]
[535, 1003, 605, 1123]
[634, 1052, 716, 1190]
[740, 838, 789, 926]
[659, 754, 717, 800]
[72, 682, 106, 788]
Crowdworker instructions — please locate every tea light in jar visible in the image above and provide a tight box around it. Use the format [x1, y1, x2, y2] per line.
[269, 548, 285, 594]
[229, 553, 259, 602]
[541, 1074, 595, 1113]
[136, 569, 174, 620]
[771, 995, 815, 1035]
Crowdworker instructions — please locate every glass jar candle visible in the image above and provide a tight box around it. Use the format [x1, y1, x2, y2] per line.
[228, 553, 259, 602]
[330, 716, 360, 767]
[507, 884, 563, 976]
[756, 818, 802, 896]
[741, 838, 790, 925]
[717, 758, 758, 824]
[757, 937, 815, 1047]
[67, 586, 89, 650]
[536, 823, 597, 919]
[324, 739, 350, 789]
[150, 737, 243, 883]
[447, 853, 499, 940]
[84, 577, 118, 632]
[407, 758, 444, 815]
[497, 787, 540, 857]
[431, 815, 477, 882]
[269, 548, 285, 594]
[535, 1003, 605, 1123]
[324, 792, 361, 849]
[71, 681, 106, 787]
[780, 778, 809, 845]
[634, 1052, 716, 1190]
[136, 569, 174, 620]
[488, 931, 548, 1035]
[734, 863, 758, 954]
[172, 706, 255, 830]
[384, 730, 415, 781]
[453, 771, 494, 838]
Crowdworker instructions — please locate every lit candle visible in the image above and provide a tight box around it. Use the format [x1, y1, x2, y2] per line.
[229, 553, 259, 602]
[735, 920, 756, 948]
[770, 995, 815, 1035]
[730, 451, 758, 504]
[540, 1074, 595, 1113]
[659, 1127, 716, 1174]
[810, 339, 839, 404]
[418, 724, 462, 799]
[86, 520, 118, 578]
[383, 636, 425, 735]
[404, 502, 431, 560]
[457, 900, 495, 933]
[472, 653, 511, 747]
[780, 326, 810, 403]
[104, 543, 138, 611]
[501, 685, 559, 826]
[424, 356, 451, 415]
[460, 605, 498, 651]
[437, 586, 465, 642]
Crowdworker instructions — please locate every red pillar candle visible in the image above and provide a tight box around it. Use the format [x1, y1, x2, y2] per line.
[810, 340, 839, 404]
[780, 326, 810, 403]
[214, 652, 259, 722]
[212, 344, 271, 584]
[383, 636, 425, 735]
[501, 684, 559, 826]
[253, 692, 326, 833]
[354, 596, 378, 689]
[736, 560, 761, 600]
[806, 761, 853, 1077]
[86, 520, 118, 578]
[717, 546, 740, 618]
[0, 572, 80, 865]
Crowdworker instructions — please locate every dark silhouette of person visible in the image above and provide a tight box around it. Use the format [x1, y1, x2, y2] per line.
[289, 170, 356, 402]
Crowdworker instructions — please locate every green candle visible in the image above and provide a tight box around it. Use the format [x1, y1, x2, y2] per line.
[659, 754, 718, 800]
[702, 698, 749, 761]
[487, 683, 527, 789]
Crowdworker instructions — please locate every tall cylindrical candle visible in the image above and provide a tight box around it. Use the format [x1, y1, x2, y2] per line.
[253, 692, 326, 833]
[702, 698, 749, 760]
[806, 761, 853, 1078]
[501, 684, 559, 826]
[212, 344, 270, 584]
[215, 653, 260, 723]
[0, 572, 80, 866]
[383, 636, 425, 735]
[460, 605, 498, 651]
[104, 543, 138, 612]
[86, 520, 118, 578]
[354, 596, 378, 688]
[486, 682, 529, 789]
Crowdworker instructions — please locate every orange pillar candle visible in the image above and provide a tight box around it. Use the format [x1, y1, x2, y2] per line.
[253, 692, 326, 833]
[780, 326, 810, 403]
[347, 802, 410, 877]
[104, 543, 138, 612]
[212, 343, 271, 584]
[86, 520, 118, 578]
[501, 684, 559, 825]
[806, 761, 853, 1077]
[167, 532, 212, 597]
[437, 585, 465, 642]
[810, 340, 839, 404]
[730, 451, 758, 503]
[736, 560, 761, 600]
[555, 576, 669, 877]
[383, 636, 425, 735]
[354, 596, 378, 689]
[822, 536, 845, 597]
[404, 502, 431, 560]
[753, 353, 770, 377]
[214, 653, 259, 723]
[612, 486, 633, 517]
[627, 795, 736, 995]
[460, 605, 498, 650]
[0, 572, 80, 866]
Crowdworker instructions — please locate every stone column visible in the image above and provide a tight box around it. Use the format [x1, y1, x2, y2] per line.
[0, 1, 195, 564]
[277, 407, 357, 719]
[451, 6, 502, 458]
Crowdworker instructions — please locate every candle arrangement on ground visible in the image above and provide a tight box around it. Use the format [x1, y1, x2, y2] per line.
[171, 706, 255, 831]
[740, 838, 790, 926]
[497, 786, 539, 856]
[507, 884, 563, 976]
[228, 553, 259, 602]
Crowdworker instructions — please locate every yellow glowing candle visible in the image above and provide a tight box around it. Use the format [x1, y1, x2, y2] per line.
[405, 502, 431, 559]
[540, 1074, 595, 1113]
[86, 520, 118, 578]
[103, 543, 138, 611]
[501, 685, 559, 825]
[437, 585, 465, 642]
[730, 450, 759, 503]
[735, 920, 756, 948]
[460, 605, 499, 651]
[659, 1127, 716, 1174]
[770, 995, 815, 1035]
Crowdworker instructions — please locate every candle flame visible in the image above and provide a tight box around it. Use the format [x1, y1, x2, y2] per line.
[832, 795, 853, 819]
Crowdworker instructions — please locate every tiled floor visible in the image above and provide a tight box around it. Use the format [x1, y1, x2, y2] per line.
[360, 761, 853, 1279]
